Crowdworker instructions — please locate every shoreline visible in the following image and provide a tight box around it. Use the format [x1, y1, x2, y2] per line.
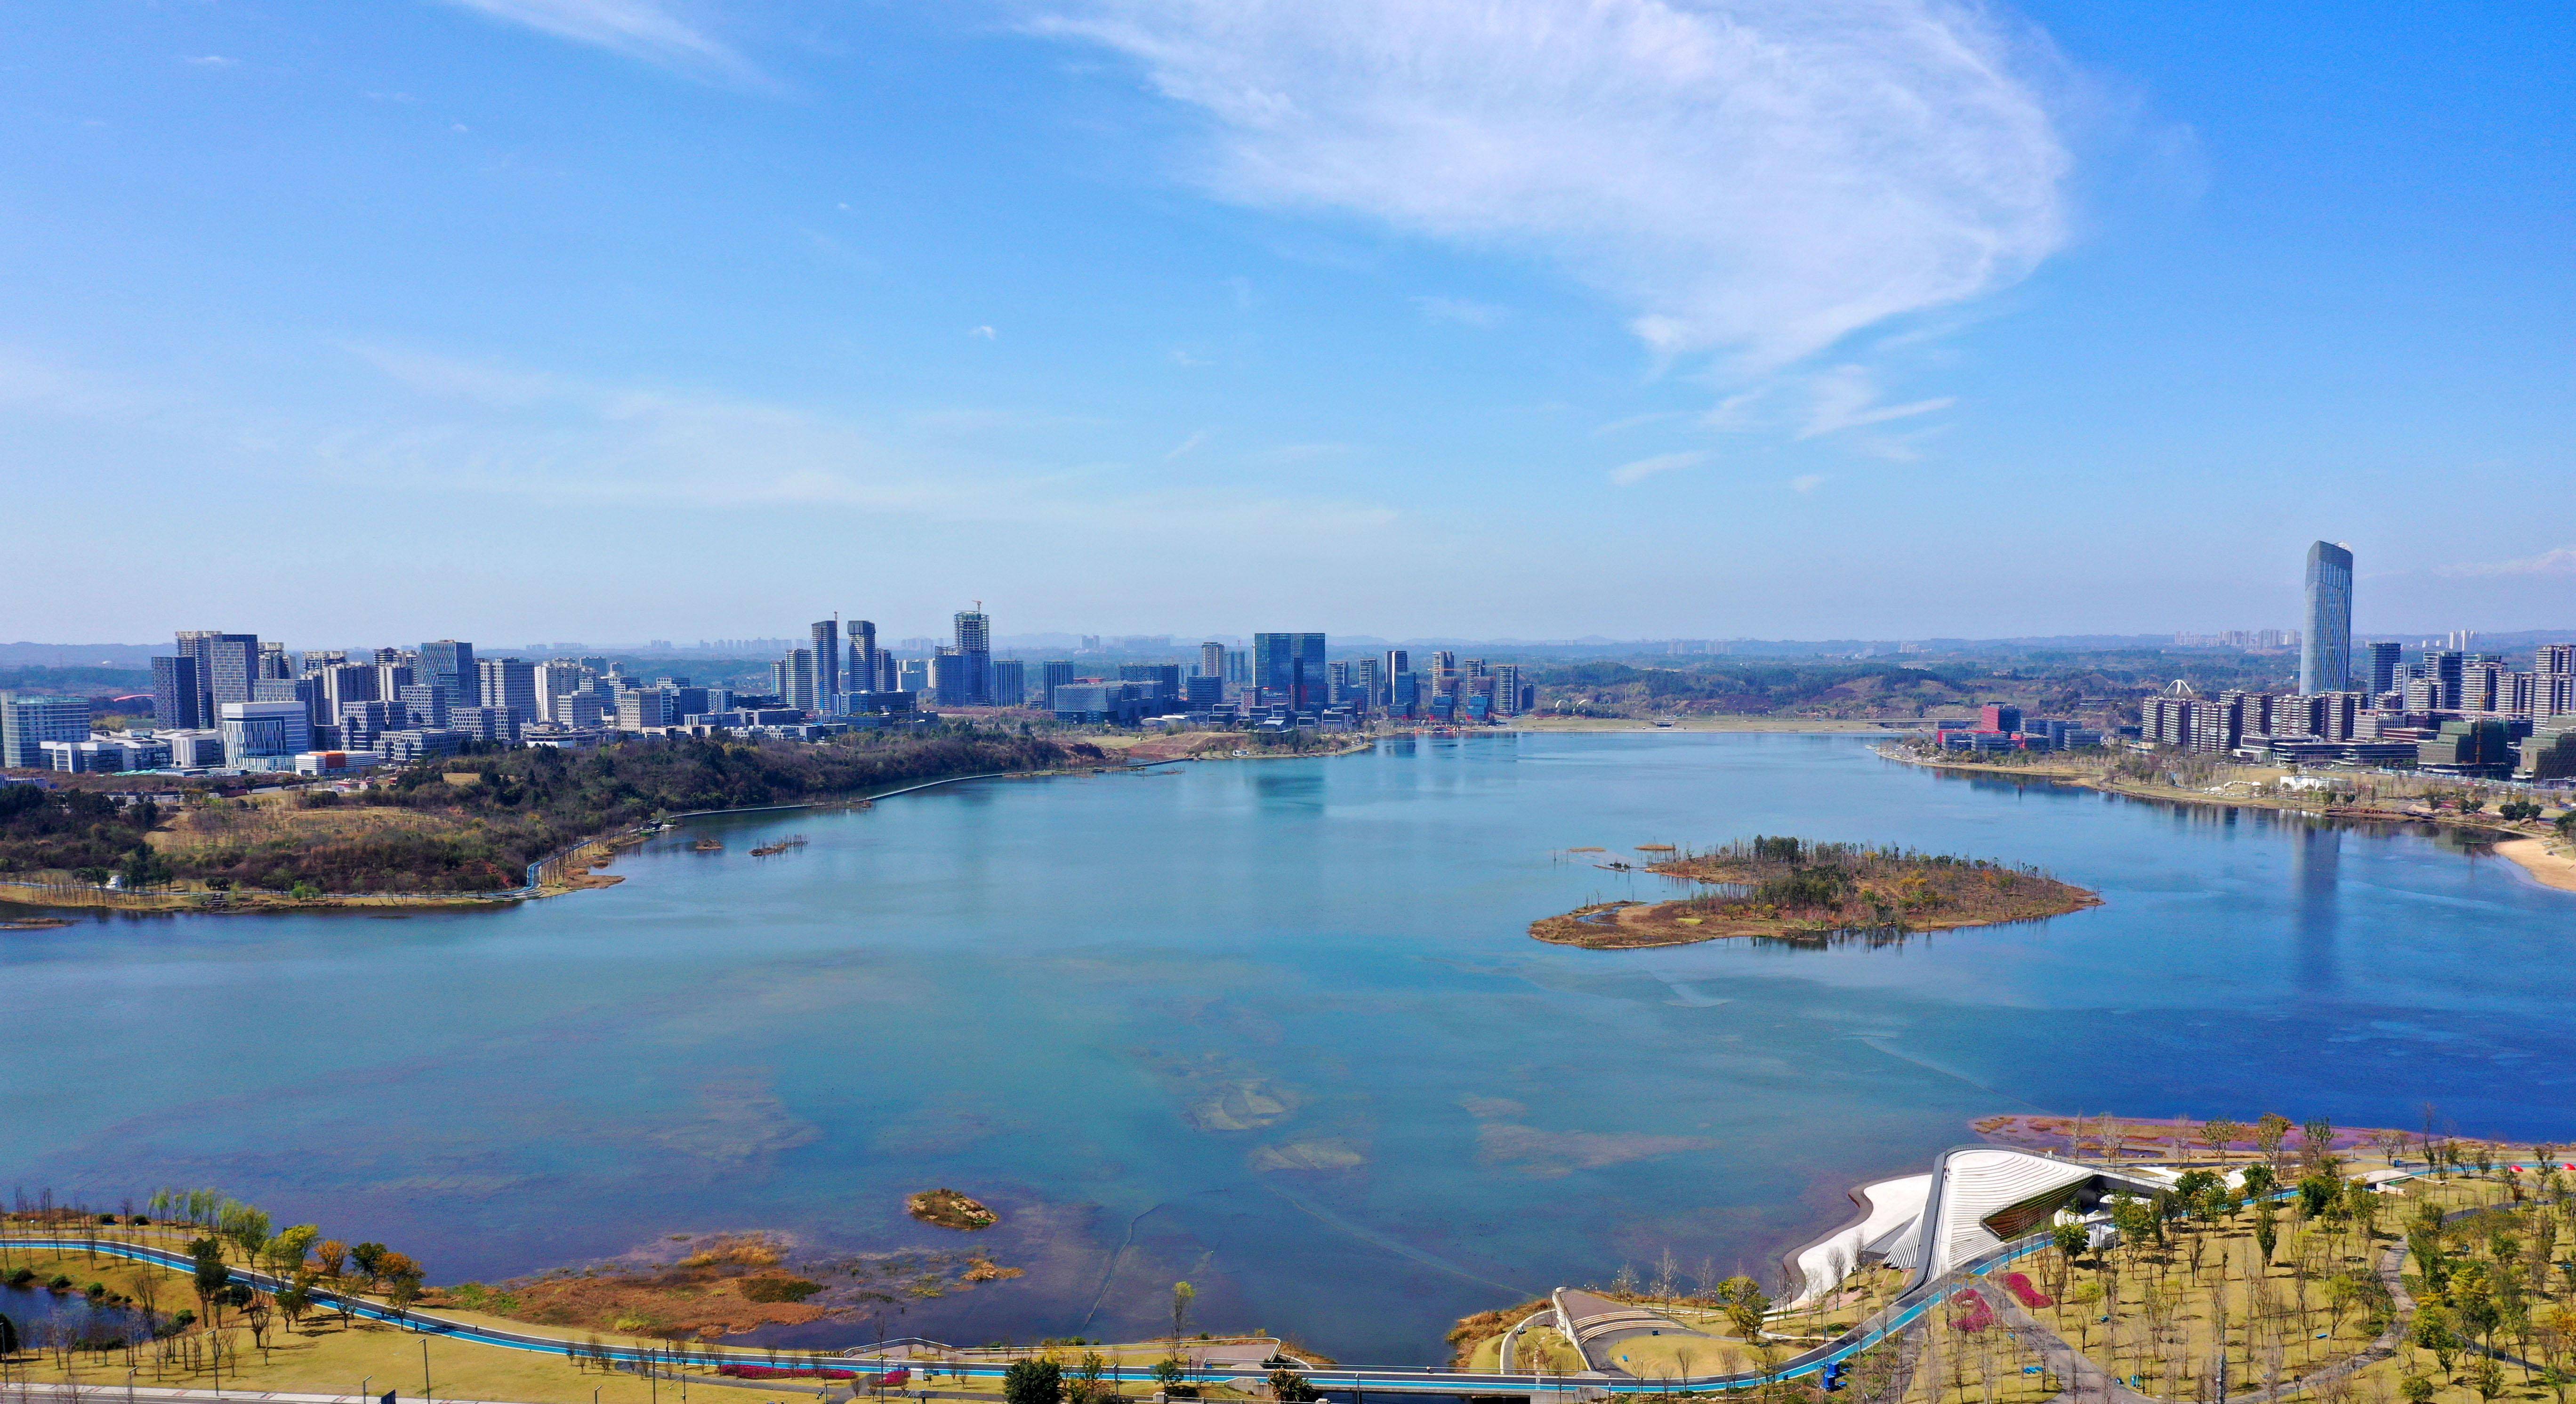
[2496, 838, 2576, 893]
[1511, 716, 1918, 735]
[0, 764, 1071, 920]
[1877, 744, 2576, 894]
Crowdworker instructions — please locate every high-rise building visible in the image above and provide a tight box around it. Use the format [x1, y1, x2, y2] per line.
[217, 700, 312, 768]
[1382, 650, 1409, 704]
[898, 657, 931, 693]
[396, 683, 451, 730]
[314, 662, 378, 718]
[0, 693, 93, 769]
[811, 620, 842, 705]
[1491, 663, 1521, 717]
[1120, 663, 1183, 701]
[2299, 541, 2353, 694]
[1253, 633, 1328, 710]
[991, 658, 1027, 707]
[932, 648, 970, 706]
[848, 620, 879, 695]
[257, 640, 294, 679]
[774, 648, 820, 712]
[1039, 661, 1075, 710]
[420, 640, 478, 707]
[1200, 642, 1227, 680]
[2540, 644, 2576, 677]
[151, 655, 204, 730]
[177, 631, 260, 722]
[476, 657, 540, 723]
[535, 661, 590, 724]
[2366, 640, 2403, 697]
[954, 605, 992, 705]
[1352, 657, 1383, 708]
[2421, 650, 2466, 710]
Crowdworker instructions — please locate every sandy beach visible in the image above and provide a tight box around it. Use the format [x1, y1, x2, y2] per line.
[2497, 838, 2576, 894]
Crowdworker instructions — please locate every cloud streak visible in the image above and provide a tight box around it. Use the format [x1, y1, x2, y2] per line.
[2437, 547, 2576, 579]
[1038, 0, 2071, 368]
[337, 347, 1400, 542]
[1610, 450, 1709, 485]
[437, 0, 760, 84]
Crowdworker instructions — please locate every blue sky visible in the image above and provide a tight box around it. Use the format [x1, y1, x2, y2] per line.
[2, 0, 2569, 646]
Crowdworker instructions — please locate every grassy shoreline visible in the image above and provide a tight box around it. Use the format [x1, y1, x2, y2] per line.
[1878, 744, 2576, 895]
[0, 750, 1088, 918]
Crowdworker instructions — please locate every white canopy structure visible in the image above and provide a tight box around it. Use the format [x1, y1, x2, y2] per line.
[1785, 1147, 2184, 1306]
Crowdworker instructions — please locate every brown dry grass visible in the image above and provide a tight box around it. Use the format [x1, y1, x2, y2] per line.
[1532, 845, 2097, 949]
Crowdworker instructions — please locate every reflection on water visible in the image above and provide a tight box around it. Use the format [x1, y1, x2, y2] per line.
[4, 734, 2574, 1365]
[2293, 825, 2341, 992]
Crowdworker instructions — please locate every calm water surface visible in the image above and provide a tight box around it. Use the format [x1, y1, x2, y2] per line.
[7, 734, 2574, 1362]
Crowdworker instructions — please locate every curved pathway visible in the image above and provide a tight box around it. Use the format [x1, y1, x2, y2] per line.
[18, 1170, 2488, 1400]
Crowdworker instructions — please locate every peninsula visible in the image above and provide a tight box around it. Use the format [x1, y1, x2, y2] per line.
[0, 729, 1091, 912]
[1530, 836, 2099, 948]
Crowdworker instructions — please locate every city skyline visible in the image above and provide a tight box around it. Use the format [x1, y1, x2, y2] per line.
[2, 4, 2569, 641]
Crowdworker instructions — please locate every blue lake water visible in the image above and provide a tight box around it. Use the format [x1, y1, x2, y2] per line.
[6, 734, 2575, 1363]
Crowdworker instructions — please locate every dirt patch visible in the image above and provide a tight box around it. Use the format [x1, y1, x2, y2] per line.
[906, 1188, 998, 1231]
[444, 1231, 1028, 1339]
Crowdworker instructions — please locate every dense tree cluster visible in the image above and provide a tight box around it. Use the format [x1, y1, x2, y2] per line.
[0, 784, 166, 884]
[2, 727, 1087, 895]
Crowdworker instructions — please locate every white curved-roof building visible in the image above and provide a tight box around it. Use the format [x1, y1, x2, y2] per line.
[1785, 1147, 2182, 1306]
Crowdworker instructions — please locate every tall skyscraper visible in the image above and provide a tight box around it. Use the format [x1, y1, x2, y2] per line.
[775, 648, 820, 712]
[257, 640, 294, 680]
[2299, 541, 2353, 695]
[2422, 650, 2466, 710]
[1201, 641, 1226, 679]
[1039, 660, 1075, 710]
[848, 620, 878, 694]
[1382, 650, 1409, 704]
[420, 639, 478, 707]
[151, 655, 203, 729]
[2540, 644, 2576, 677]
[1253, 633, 1328, 710]
[954, 605, 992, 705]
[2367, 640, 2404, 697]
[177, 630, 259, 723]
[991, 658, 1027, 707]
[811, 619, 841, 706]
[476, 657, 540, 723]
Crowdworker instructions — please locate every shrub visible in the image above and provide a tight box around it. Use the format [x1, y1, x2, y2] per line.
[739, 1276, 822, 1304]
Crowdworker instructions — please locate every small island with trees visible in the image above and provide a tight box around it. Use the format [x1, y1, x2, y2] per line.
[1530, 836, 2100, 948]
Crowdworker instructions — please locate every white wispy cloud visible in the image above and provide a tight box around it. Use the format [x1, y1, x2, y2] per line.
[1164, 429, 1210, 460]
[184, 55, 236, 67]
[1036, 0, 2070, 369]
[1609, 449, 1709, 486]
[1788, 473, 1826, 493]
[436, 0, 759, 84]
[1795, 364, 1956, 439]
[1414, 295, 1509, 328]
[2437, 547, 2576, 579]
[337, 347, 1399, 540]
[968, 325, 998, 339]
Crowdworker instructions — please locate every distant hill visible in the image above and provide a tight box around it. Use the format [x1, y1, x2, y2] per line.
[0, 642, 162, 669]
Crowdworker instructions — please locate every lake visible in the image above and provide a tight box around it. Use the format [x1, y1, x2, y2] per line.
[6, 733, 2573, 1364]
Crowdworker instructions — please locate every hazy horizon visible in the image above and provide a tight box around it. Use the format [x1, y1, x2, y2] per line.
[5, 4, 2568, 642]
